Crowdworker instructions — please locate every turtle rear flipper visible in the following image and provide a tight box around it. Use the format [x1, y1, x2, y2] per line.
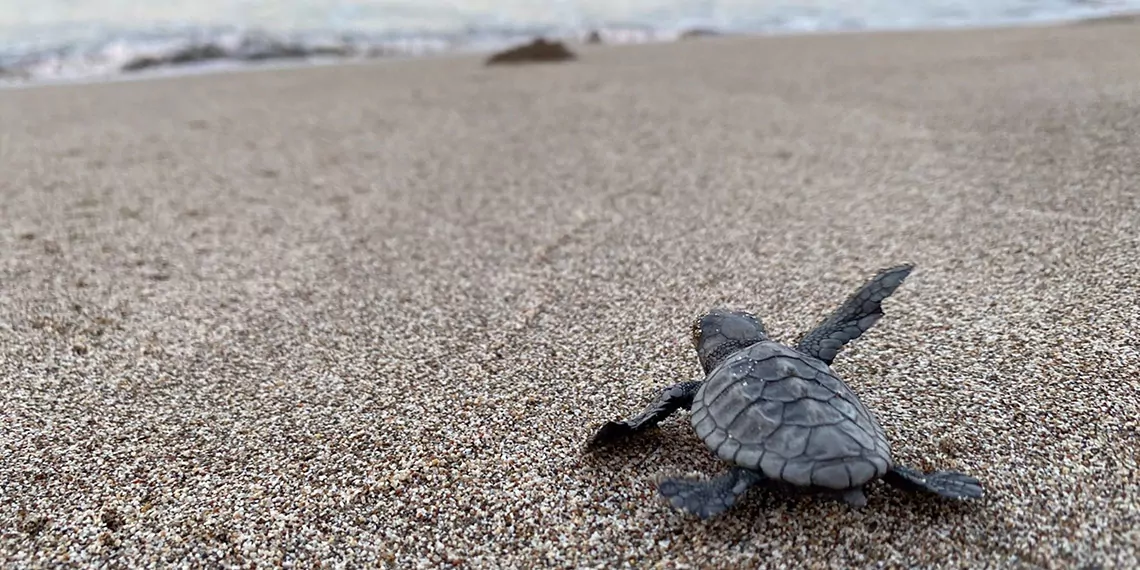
[795, 263, 914, 365]
[883, 464, 984, 499]
[657, 468, 764, 519]
[587, 380, 702, 450]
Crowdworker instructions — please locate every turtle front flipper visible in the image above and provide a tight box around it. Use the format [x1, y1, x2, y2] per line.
[587, 380, 702, 449]
[882, 464, 985, 500]
[658, 467, 764, 519]
[795, 263, 914, 365]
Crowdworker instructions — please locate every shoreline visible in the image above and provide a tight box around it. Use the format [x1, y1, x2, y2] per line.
[4, 9, 1140, 91]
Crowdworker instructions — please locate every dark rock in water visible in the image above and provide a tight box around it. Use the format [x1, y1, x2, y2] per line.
[119, 33, 362, 74]
[585, 30, 603, 44]
[122, 43, 227, 72]
[485, 38, 576, 66]
[11, 29, 400, 82]
[232, 31, 354, 61]
[240, 46, 307, 61]
[679, 28, 723, 39]
[121, 56, 166, 72]
[236, 34, 310, 61]
[169, 44, 227, 65]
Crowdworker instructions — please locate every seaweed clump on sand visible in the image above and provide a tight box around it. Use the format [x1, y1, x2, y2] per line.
[485, 38, 576, 66]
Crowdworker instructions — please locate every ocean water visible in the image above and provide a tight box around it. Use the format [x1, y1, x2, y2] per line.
[2, 0, 1139, 84]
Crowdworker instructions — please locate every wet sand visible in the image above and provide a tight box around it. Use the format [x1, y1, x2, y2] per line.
[1, 19, 1138, 569]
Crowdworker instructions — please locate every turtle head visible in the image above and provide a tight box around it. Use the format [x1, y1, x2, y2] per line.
[691, 309, 768, 374]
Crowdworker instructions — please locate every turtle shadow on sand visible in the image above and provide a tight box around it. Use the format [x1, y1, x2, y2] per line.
[579, 420, 981, 523]
[582, 263, 986, 521]
[577, 428, 983, 561]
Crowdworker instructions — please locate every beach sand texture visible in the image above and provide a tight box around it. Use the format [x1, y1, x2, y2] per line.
[2, 19, 1139, 570]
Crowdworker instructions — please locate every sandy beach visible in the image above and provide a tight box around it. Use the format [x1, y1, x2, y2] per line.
[2, 19, 1139, 569]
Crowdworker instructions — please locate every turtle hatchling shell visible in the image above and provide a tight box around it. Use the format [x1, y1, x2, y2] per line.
[689, 341, 892, 490]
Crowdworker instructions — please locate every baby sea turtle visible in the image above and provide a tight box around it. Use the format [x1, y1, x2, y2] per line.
[587, 263, 983, 518]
